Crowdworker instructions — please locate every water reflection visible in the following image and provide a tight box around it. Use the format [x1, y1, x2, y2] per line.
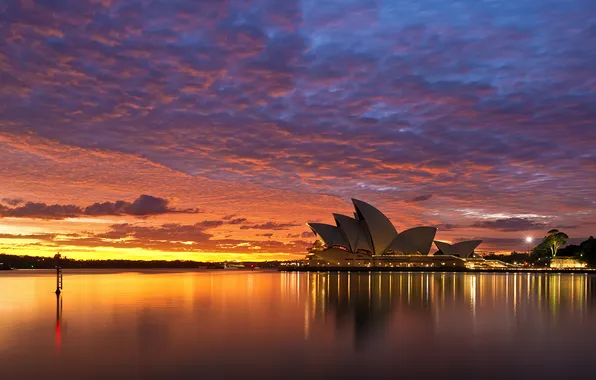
[1, 271, 596, 379]
[288, 272, 596, 348]
[55, 293, 62, 352]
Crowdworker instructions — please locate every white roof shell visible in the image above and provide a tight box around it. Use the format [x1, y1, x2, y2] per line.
[333, 213, 373, 253]
[388, 227, 438, 255]
[352, 199, 397, 255]
[307, 223, 349, 249]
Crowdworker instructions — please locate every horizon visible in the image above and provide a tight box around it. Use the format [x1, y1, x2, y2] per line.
[1, 0, 595, 261]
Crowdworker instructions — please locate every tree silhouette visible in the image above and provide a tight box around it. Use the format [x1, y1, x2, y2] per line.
[535, 229, 569, 258]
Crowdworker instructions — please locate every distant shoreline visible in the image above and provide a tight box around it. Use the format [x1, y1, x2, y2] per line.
[0, 253, 287, 270]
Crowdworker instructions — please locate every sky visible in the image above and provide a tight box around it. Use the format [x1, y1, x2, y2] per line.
[1, 0, 595, 261]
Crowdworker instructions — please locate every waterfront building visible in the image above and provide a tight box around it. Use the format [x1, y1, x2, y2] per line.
[305, 199, 483, 269]
[550, 257, 587, 269]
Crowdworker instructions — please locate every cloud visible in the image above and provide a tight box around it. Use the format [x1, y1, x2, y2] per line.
[555, 225, 579, 230]
[0, 194, 197, 219]
[96, 222, 214, 242]
[0, 233, 58, 240]
[197, 220, 224, 228]
[0, 221, 308, 254]
[0, 202, 82, 219]
[219, 216, 248, 224]
[436, 223, 460, 231]
[1, 198, 23, 206]
[405, 194, 433, 203]
[226, 217, 248, 225]
[119, 195, 170, 216]
[471, 218, 547, 232]
[0, 0, 595, 259]
[239, 221, 300, 230]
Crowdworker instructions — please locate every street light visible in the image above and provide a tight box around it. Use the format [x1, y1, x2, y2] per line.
[526, 237, 533, 255]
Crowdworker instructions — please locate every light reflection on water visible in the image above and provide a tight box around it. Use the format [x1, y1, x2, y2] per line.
[1, 270, 596, 379]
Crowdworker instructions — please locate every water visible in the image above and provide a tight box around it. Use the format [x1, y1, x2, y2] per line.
[1, 270, 596, 379]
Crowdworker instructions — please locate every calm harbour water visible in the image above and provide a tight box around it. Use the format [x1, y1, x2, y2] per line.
[1, 270, 596, 379]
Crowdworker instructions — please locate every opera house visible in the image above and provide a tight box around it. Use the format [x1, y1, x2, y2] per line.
[305, 199, 499, 270]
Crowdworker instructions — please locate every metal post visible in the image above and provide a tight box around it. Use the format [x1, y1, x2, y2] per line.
[54, 253, 62, 295]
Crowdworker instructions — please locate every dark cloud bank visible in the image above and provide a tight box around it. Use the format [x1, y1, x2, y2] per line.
[0, 194, 198, 219]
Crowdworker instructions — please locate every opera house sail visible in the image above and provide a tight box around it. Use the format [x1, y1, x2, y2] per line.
[305, 199, 484, 269]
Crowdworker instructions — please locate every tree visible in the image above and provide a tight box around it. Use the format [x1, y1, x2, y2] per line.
[538, 229, 569, 258]
[580, 236, 596, 265]
[531, 242, 551, 263]
[556, 244, 580, 257]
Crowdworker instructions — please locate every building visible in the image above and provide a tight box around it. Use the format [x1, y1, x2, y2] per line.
[305, 199, 482, 269]
[550, 257, 587, 269]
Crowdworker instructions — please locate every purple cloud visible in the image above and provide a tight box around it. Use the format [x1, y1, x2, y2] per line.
[0, 0, 595, 256]
[471, 218, 547, 232]
[0, 195, 197, 219]
[405, 194, 433, 203]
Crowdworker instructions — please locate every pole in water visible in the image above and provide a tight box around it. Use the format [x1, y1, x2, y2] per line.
[55, 292, 62, 351]
[54, 252, 63, 295]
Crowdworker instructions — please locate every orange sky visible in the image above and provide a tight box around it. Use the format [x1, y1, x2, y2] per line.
[0, 132, 345, 261]
[1, 132, 579, 261]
